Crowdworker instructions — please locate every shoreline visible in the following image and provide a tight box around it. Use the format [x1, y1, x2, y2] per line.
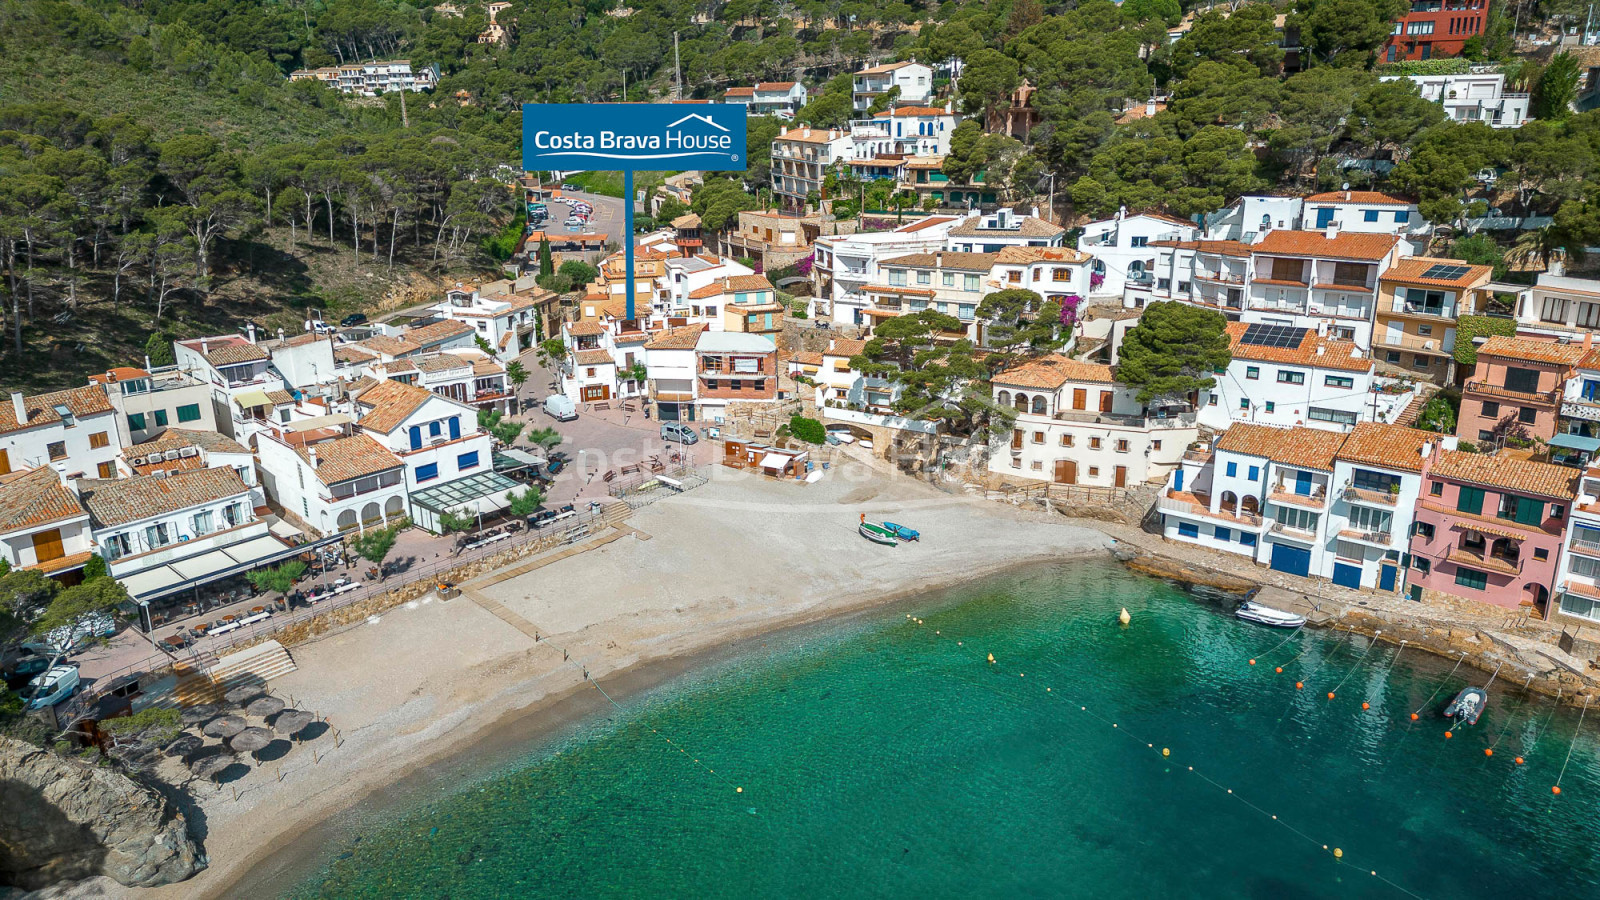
[216, 552, 1083, 898]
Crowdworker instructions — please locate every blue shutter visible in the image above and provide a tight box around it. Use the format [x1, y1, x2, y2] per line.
[1248, 466, 1259, 481]
[1226, 462, 1237, 477]
[448, 416, 461, 440]
[409, 426, 422, 450]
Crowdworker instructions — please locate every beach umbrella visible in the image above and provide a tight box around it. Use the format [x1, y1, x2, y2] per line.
[229, 726, 274, 760]
[202, 715, 247, 739]
[245, 695, 285, 718]
[164, 734, 204, 760]
[274, 709, 316, 737]
[224, 685, 264, 706]
[190, 753, 236, 781]
[180, 704, 221, 726]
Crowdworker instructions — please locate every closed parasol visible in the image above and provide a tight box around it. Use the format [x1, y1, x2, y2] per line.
[245, 695, 285, 718]
[202, 715, 247, 738]
[274, 709, 316, 736]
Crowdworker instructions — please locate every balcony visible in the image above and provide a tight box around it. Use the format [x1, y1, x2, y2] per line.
[1570, 538, 1600, 559]
[1374, 330, 1448, 354]
[1269, 486, 1328, 509]
[1463, 380, 1562, 405]
[1182, 447, 1213, 464]
[1387, 299, 1455, 320]
[1562, 399, 1600, 423]
[1159, 490, 1263, 528]
[1447, 548, 1522, 577]
[1342, 484, 1399, 507]
[1195, 271, 1246, 286]
[1338, 527, 1394, 547]
[1269, 521, 1318, 542]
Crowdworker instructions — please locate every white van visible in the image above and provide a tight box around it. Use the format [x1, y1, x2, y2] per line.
[543, 394, 578, 422]
[24, 665, 80, 709]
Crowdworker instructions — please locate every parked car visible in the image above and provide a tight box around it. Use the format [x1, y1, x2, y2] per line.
[660, 422, 699, 445]
[2, 650, 51, 690]
[544, 394, 578, 422]
[561, 183, 578, 191]
[23, 664, 80, 710]
[340, 313, 369, 328]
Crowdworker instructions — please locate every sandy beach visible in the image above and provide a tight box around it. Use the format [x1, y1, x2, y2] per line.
[95, 459, 1108, 899]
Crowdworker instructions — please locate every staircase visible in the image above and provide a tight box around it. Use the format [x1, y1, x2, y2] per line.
[1394, 391, 1430, 427]
[169, 641, 297, 707]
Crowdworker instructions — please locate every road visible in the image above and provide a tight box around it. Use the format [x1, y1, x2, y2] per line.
[547, 187, 627, 251]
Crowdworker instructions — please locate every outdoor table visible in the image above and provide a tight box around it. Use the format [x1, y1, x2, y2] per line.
[250, 606, 266, 615]
[222, 614, 236, 623]
[332, 582, 360, 595]
[193, 623, 210, 636]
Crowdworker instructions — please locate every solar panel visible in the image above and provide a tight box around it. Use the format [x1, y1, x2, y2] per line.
[1420, 264, 1470, 281]
[1239, 324, 1307, 349]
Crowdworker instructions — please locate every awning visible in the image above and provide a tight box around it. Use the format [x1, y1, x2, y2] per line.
[1550, 433, 1600, 453]
[494, 448, 547, 472]
[233, 389, 274, 409]
[758, 452, 793, 470]
[123, 533, 342, 604]
[269, 520, 304, 540]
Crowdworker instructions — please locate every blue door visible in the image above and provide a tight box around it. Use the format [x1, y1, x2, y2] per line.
[1175, 469, 1185, 492]
[1295, 471, 1312, 495]
[1379, 564, 1397, 592]
[1315, 208, 1335, 228]
[1270, 542, 1311, 577]
[1332, 562, 1362, 590]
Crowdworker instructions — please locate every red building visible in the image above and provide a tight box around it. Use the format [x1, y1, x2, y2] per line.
[1382, 0, 1488, 62]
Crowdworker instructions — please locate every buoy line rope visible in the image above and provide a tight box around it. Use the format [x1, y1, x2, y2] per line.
[901, 614, 1431, 900]
[1252, 622, 1306, 662]
[1412, 652, 1468, 718]
[1481, 675, 1535, 766]
[1551, 694, 1592, 800]
[1326, 630, 1382, 700]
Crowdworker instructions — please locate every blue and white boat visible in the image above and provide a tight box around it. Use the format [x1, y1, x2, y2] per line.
[882, 522, 919, 542]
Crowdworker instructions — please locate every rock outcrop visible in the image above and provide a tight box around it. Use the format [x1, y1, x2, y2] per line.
[0, 736, 204, 890]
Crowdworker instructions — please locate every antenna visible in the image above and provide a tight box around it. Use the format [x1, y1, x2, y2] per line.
[674, 31, 682, 100]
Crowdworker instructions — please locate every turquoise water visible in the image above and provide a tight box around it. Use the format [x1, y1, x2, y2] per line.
[289, 562, 1600, 899]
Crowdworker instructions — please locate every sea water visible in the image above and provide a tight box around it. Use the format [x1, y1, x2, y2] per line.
[289, 561, 1600, 899]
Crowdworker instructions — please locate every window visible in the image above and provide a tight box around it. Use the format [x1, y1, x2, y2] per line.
[144, 522, 171, 549]
[1352, 469, 1399, 493]
[1395, 211, 1410, 224]
[1116, 439, 1130, 453]
[1090, 437, 1103, 450]
[1503, 367, 1540, 394]
[46, 442, 66, 461]
[1265, 401, 1276, 413]
[1226, 462, 1238, 477]
[1517, 406, 1537, 425]
[963, 274, 980, 292]
[916, 271, 931, 285]
[1349, 506, 1392, 535]
[1177, 281, 1190, 294]
[1215, 527, 1232, 542]
[96, 461, 115, 478]
[1332, 262, 1369, 286]
[154, 409, 169, 428]
[1030, 460, 1043, 471]
[1407, 19, 1435, 34]
[1457, 486, 1485, 515]
[1131, 236, 1149, 248]
[1413, 521, 1435, 539]
[193, 510, 214, 535]
[1239, 398, 1251, 410]
[1061, 434, 1074, 447]
[457, 451, 479, 471]
[415, 463, 439, 482]
[1178, 522, 1199, 537]
[1270, 258, 1303, 282]
[1535, 548, 1550, 561]
[1454, 568, 1488, 591]
[1386, 351, 1401, 364]
[88, 431, 109, 449]
[1478, 430, 1494, 442]
[1277, 370, 1305, 385]
[1412, 556, 1430, 574]
[1553, 505, 1565, 519]
[1499, 495, 1543, 526]
[1241, 533, 1257, 547]
[1363, 210, 1380, 223]
[1032, 431, 1044, 444]
[177, 403, 202, 423]
[1247, 466, 1261, 482]
[1152, 440, 1162, 451]
[888, 270, 906, 286]
[1277, 507, 1320, 533]
[943, 273, 954, 286]
[1246, 366, 1260, 380]
[1480, 401, 1500, 418]
[127, 412, 146, 432]
[1088, 466, 1100, 476]
[1430, 482, 1444, 496]
[1308, 407, 1358, 426]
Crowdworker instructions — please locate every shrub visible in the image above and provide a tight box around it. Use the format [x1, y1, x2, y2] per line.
[788, 414, 826, 444]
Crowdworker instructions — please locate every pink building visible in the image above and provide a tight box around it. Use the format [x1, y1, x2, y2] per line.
[1457, 335, 1585, 446]
[1407, 450, 1578, 614]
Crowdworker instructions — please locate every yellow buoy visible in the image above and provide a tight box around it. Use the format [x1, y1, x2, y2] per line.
[1119, 608, 1131, 626]
[736, 787, 743, 793]
[1162, 748, 1170, 757]
[1334, 848, 1343, 859]
[987, 652, 995, 665]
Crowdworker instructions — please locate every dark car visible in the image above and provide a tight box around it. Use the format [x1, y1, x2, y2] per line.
[340, 313, 369, 328]
[3, 650, 51, 690]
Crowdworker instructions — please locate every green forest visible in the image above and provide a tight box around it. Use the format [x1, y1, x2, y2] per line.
[1, 0, 1598, 388]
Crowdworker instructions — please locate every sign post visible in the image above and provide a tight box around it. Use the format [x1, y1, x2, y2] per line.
[522, 104, 748, 323]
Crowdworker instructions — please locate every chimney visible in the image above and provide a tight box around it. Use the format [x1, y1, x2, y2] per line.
[104, 370, 117, 384]
[1316, 344, 1326, 356]
[935, 251, 942, 268]
[201, 338, 209, 355]
[246, 321, 257, 344]
[1146, 97, 1157, 117]
[1325, 221, 1338, 240]
[9, 392, 23, 423]
[780, 125, 788, 136]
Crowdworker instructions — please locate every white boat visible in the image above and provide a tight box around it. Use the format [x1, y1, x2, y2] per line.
[1234, 601, 1306, 628]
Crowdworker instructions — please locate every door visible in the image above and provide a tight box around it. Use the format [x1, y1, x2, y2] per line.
[1379, 564, 1398, 592]
[1054, 460, 1077, 485]
[31, 529, 64, 564]
[1099, 391, 1113, 413]
[1269, 542, 1311, 577]
[582, 385, 608, 402]
[1295, 471, 1312, 496]
[1011, 429, 1023, 450]
[1315, 207, 1335, 228]
[1073, 388, 1087, 410]
[1114, 466, 1127, 488]
[1332, 562, 1362, 590]
[658, 402, 680, 422]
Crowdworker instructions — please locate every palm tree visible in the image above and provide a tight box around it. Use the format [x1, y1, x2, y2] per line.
[1509, 225, 1566, 272]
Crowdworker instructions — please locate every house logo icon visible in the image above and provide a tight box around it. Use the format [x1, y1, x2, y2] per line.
[666, 113, 729, 132]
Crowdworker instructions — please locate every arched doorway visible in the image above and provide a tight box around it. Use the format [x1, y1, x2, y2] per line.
[1014, 392, 1029, 412]
[998, 390, 1011, 408]
[1031, 396, 1047, 415]
[1240, 495, 1260, 518]
[361, 501, 381, 529]
[1220, 491, 1238, 515]
[336, 509, 358, 532]
[1525, 583, 1550, 616]
[384, 495, 405, 522]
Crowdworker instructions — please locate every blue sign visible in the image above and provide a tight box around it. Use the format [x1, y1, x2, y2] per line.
[521, 104, 748, 172]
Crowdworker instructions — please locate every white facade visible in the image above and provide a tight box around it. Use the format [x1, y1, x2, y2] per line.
[173, 334, 289, 446]
[1301, 192, 1426, 238]
[853, 61, 934, 112]
[358, 390, 493, 496]
[1381, 73, 1530, 128]
[259, 331, 339, 393]
[987, 247, 1095, 306]
[771, 126, 853, 213]
[1078, 211, 1199, 298]
[0, 387, 123, 481]
[865, 105, 960, 156]
[431, 279, 543, 356]
[1557, 465, 1600, 624]
[945, 208, 1066, 254]
[1202, 195, 1304, 242]
[92, 367, 216, 447]
[1326, 446, 1431, 591]
[1202, 350, 1402, 432]
[1242, 230, 1405, 351]
[813, 217, 962, 323]
[290, 60, 440, 96]
[256, 431, 407, 537]
[0, 468, 93, 576]
[1515, 273, 1600, 340]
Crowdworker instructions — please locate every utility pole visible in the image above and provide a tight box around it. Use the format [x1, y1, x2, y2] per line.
[1046, 172, 1056, 225]
[398, 86, 409, 129]
[674, 31, 682, 100]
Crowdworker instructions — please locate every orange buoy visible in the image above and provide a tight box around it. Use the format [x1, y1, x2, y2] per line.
[1361, 702, 1370, 710]
[1484, 749, 1494, 757]
[1275, 666, 1283, 674]
[1444, 731, 1453, 739]
[1515, 756, 1525, 765]
[1295, 682, 1304, 690]
[1410, 713, 1419, 721]
[1327, 692, 1336, 700]
[1553, 786, 1562, 795]
[1249, 659, 1256, 666]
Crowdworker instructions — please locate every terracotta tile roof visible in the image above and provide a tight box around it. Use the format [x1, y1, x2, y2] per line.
[789, 351, 823, 366]
[1147, 239, 1253, 258]
[646, 324, 707, 350]
[28, 550, 93, 575]
[259, 331, 328, 351]
[575, 349, 615, 366]
[0, 386, 115, 435]
[130, 455, 206, 477]
[948, 218, 1064, 238]
[266, 389, 295, 406]
[199, 340, 269, 367]
[405, 319, 475, 345]
[297, 434, 404, 486]
[993, 354, 1115, 389]
[131, 429, 250, 458]
[1476, 335, 1587, 367]
[1334, 422, 1437, 473]
[87, 367, 151, 386]
[0, 467, 86, 533]
[724, 87, 755, 97]
[414, 354, 473, 373]
[775, 127, 846, 145]
[566, 320, 605, 336]
[355, 379, 436, 434]
[1217, 424, 1345, 471]
[1252, 230, 1399, 261]
[873, 106, 953, 117]
[823, 338, 868, 358]
[356, 334, 420, 358]
[78, 467, 249, 528]
[901, 158, 947, 171]
[879, 251, 999, 272]
[688, 274, 775, 299]
[1225, 322, 1370, 373]
[1429, 450, 1579, 500]
[335, 345, 378, 364]
[1305, 190, 1415, 206]
[1130, 211, 1195, 228]
[864, 284, 937, 297]
[993, 246, 1092, 264]
[1380, 257, 1493, 289]
[671, 213, 702, 229]
[858, 60, 918, 75]
[756, 81, 798, 91]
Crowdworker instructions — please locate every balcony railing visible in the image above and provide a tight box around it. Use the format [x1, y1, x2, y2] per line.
[1570, 538, 1600, 558]
[1158, 491, 1263, 527]
[1269, 521, 1318, 541]
[1338, 527, 1393, 547]
[1389, 300, 1455, 319]
[1269, 487, 1328, 509]
[1463, 380, 1562, 404]
[1374, 331, 1447, 354]
[1447, 548, 1522, 576]
[1342, 484, 1399, 507]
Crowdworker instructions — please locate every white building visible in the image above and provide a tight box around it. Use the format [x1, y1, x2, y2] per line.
[173, 334, 289, 446]
[1243, 229, 1403, 350]
[89, 366, 216, 447]
[1515, 273, 1600, 340]
[1121, 238, 1253, 318]
[1078, 210, 1199, 298]
[871, 251, 998, 341]
[257, 428, 408, 537]
[853, 61, 934, 112]
[865, 104, 960, 156]
[1201, 195, 1304, 242]
[1325, 423, 1442, 592]
[290, 60, 440, 96]
[987, 246, 1096, 306]
[431, 279, 548, 357]
[771, 125, 853, 214]
[990, 355, 1197, 488]
[1301, 191, 1426, 238]
[123, 428, 263, 509]
[1201, 321, 1405, 432]
[724, 82, 808, 118]
[812, 216, 963, 323]
[1557, 461, 1600, 624]
[1381, 72, 1531, 128]
[945, 208, 1066, 254]
[0, 386, 123, 481]
[662, 254, 756, 323]
[643, 324, 707, 422]
[0, 467, 93, 579]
